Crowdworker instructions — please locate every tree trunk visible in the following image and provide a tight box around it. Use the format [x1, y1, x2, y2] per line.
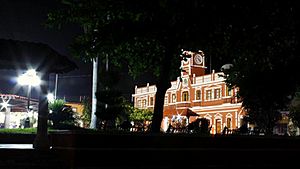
[150, 40, 174, 133]
[265, 109, 274, 136]
[151, 81, 171, 132]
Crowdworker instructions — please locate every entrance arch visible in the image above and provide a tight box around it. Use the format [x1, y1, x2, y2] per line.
[214, 113, 222, 134]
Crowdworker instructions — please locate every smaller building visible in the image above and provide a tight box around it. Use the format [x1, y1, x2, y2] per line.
[65, 102, 85, 127]
[0, 94, 38, 128]
[65, 102, 84, 115]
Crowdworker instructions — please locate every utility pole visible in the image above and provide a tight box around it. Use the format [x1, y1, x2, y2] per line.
[54, 74, 58, 100]
[27, 84, 32, 112]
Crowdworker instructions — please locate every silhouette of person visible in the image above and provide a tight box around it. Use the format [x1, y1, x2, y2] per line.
[222, 126, 228, 135]
[166, 124, 173, 133]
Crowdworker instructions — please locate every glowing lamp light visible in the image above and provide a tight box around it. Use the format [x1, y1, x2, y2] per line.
[17, 69, 41, 86]
[47, 93, 55, 103]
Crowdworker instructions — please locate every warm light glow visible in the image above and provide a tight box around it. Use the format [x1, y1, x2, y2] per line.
[17, 69, 41, 86]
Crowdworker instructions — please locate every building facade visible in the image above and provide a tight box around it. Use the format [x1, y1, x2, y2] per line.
[132, 50, 246, 134]
[0, 94, 39, 128]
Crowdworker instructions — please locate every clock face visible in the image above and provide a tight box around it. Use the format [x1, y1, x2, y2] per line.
[194, 54, 203, 64]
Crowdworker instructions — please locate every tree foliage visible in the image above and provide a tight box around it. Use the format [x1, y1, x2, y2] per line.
[220, 0, 297, 134]
[46, 0, 298, 133]
[96, 90, 126, 121]
[95, 65, 129, 129]
[80, 96, 92, 128]
[128, 107, 153, 122]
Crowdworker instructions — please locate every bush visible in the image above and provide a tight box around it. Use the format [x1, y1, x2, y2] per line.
[48, 99, 79, 129]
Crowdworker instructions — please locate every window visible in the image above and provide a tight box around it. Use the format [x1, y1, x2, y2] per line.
[172, 94, 176, 103]
[142, 99, 146, 108]
[150, 97, 154, 106]
[196, 90, 201, 100]
[182, 91, 189, 101]
[226, 87, 232, 96]
[164, 95, 168, 104]
[214, 89, 220, 99]
[227, 118, 231, 129]
[183, 78, 188, 86]
[137, 100, 141, 108]
[206, 90, 212, 100]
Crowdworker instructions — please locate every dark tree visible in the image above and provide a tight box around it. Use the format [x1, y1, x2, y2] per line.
[46, 0, 297, 133]
[221, 0, 297, 135]
[96, 63, 128, 130]
[80, 96, 92, 128]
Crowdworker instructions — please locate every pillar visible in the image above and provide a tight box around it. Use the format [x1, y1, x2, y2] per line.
[33, 72, 50, 150]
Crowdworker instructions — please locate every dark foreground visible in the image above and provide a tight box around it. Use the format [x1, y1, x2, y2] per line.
[1, 132, 299, 168]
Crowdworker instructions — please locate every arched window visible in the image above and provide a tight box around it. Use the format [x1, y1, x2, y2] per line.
[182, 91, 189, 101]
[226, 118, 232, 129]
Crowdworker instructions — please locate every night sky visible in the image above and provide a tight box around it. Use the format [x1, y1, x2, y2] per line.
[0, 0, 140, 102]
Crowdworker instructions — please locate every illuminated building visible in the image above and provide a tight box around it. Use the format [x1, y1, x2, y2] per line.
[0, 94, 38, 128]
[132, 50, 246, 134]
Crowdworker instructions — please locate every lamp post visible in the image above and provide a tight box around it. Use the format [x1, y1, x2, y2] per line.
[17, 69, 41, 127]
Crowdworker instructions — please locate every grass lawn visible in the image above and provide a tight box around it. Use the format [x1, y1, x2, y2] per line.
[0, 128, 37, 134]
[0, 127, 96, 134]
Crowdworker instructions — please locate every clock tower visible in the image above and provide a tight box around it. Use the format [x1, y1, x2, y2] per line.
[181, 50, 206, 77]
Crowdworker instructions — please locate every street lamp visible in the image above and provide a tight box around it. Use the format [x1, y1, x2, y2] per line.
[17, 69, 41, 113]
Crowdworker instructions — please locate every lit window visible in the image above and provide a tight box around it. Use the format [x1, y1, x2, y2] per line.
[150, 97, 154, 106]
[227, 118, 232, 129]
[214, 89, 220, 99]
[137, 100, 141, 108]
[226, 87, 232, 96]
[206, 90, 212, 100]
[182, 91, 189, 101]
[172, 94, 176, 103]
[164, 95, 168, 104]
[142, 99, 146, 108]
[196, 90, 201, 100]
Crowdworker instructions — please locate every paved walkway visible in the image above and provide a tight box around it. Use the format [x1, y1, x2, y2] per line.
[0, 144, 33, 149]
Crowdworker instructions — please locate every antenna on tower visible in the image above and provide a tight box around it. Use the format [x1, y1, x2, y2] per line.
[209, 55, 212, 73]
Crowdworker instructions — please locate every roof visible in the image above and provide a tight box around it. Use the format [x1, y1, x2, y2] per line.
[164, 108, 199, 117]
[0, 39, 78, 73]
[0, 94, 39, 112]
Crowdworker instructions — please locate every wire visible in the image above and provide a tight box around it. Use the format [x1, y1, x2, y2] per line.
[52, 74, 92, 79]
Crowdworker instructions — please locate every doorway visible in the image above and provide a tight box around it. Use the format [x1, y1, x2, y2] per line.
[216, 119, 222, 134]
